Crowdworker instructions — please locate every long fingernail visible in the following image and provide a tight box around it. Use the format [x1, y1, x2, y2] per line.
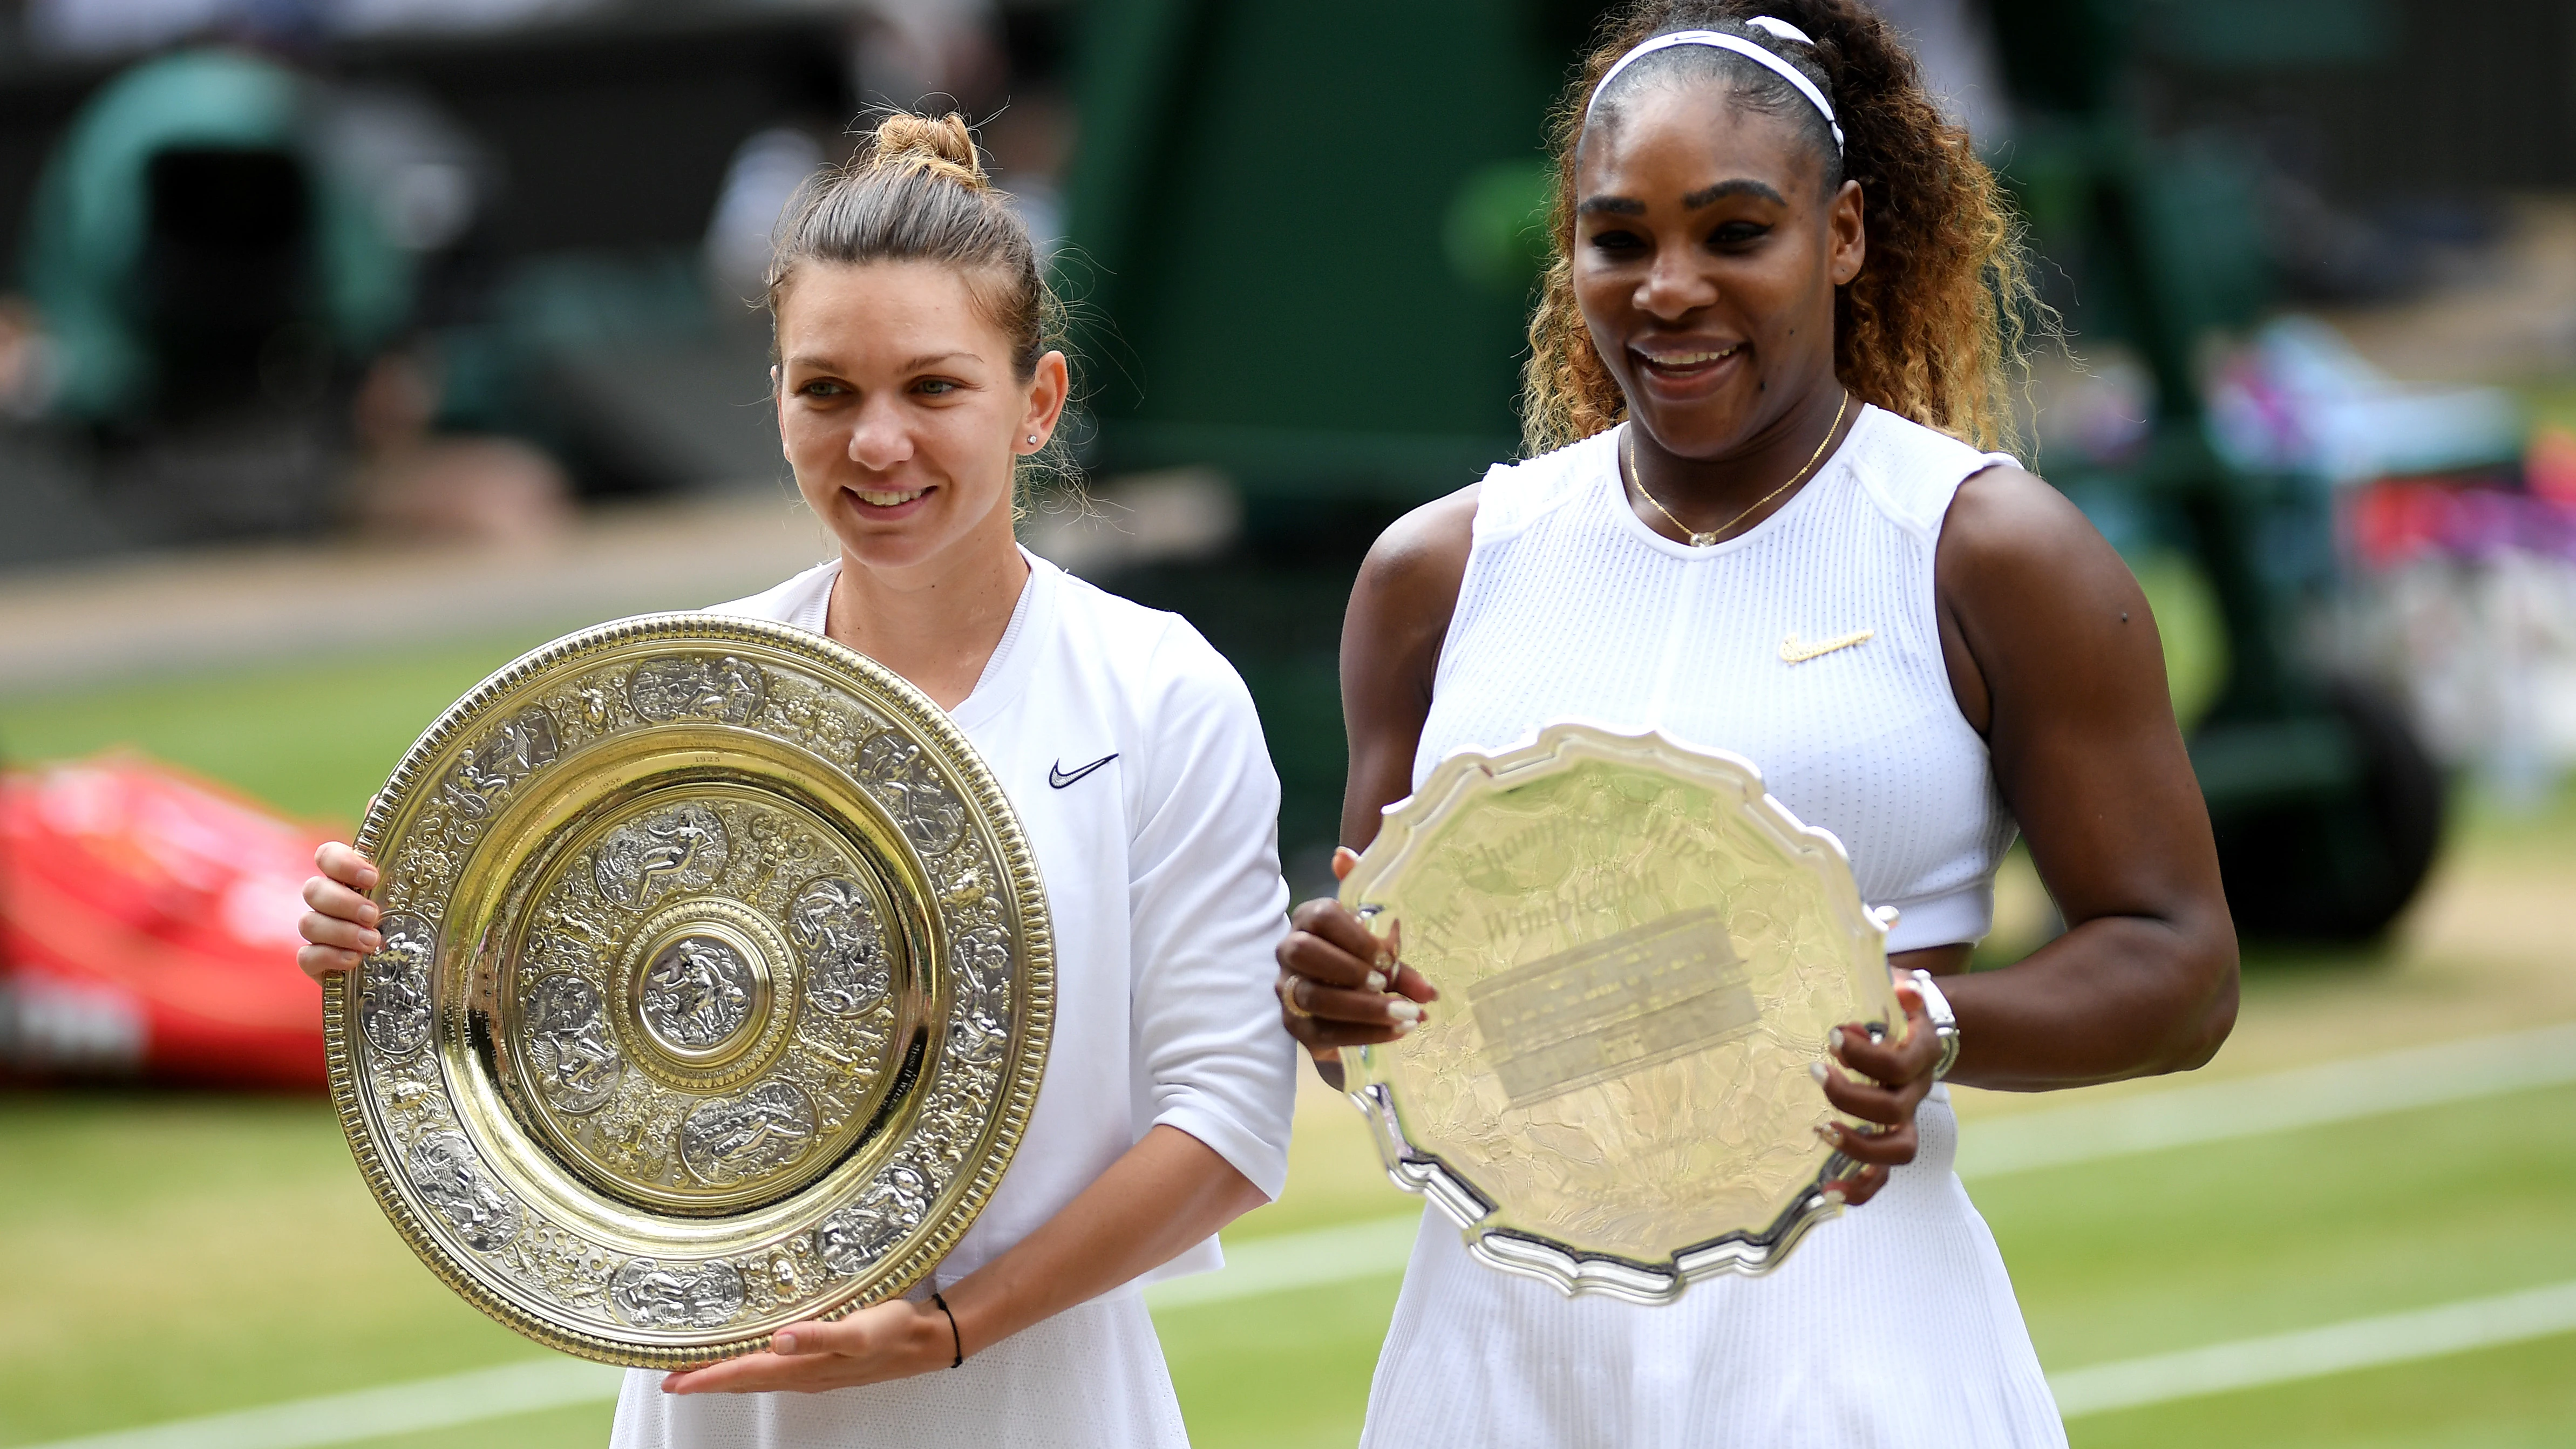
[1365, 971, 1387, 993]
[1386, 1000, 1422, 1024]
[1822, 1187, 1848, 1207]
[1393, 1019, 1417, 1036]
[1826, 1027, 1845, 1054]
[1813, 1124, 1840, 1146]
[1809, 1061, 1830, 1085]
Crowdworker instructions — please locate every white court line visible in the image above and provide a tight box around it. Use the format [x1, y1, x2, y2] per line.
[14, 1359, 624, 1449]
[1953, 1021, 2576, 1180]
[18, 1022, 2574, 1449]
[2048, 1279, 2576, 1418]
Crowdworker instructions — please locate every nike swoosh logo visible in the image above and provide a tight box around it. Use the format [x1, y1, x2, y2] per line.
[1048, 753, 1119, 789]
[1780, 628, 1875, 664]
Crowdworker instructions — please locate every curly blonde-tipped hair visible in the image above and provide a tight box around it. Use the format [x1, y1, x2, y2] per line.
[767, 110, 1077, 496]
[1523, 0, 2045, 458]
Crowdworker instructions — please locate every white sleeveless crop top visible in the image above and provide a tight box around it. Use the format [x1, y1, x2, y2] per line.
[1413, 405, 2020, 953]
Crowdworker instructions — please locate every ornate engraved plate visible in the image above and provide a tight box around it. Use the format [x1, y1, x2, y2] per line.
[324, 614, 1052, 1366]
[1339, 723, 1898, 1303]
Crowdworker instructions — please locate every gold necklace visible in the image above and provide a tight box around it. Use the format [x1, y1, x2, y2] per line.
[1622, 390, 1850, 547]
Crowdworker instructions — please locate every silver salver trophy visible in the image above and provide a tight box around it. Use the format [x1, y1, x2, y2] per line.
[1337, 722, 1900, 1303]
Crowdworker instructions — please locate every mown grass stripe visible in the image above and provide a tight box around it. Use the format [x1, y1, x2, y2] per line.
[1147, 1213, 1423, 1309]
[1147, 1021, 2576, 1312]
[2048, 1280, 2576, 1418]
[13, 1359, 623, 1449]
[30, 1279, 2576, 1449]
[19, 1023, 2572, 1449]
[1955, 1022, 2576, 1180]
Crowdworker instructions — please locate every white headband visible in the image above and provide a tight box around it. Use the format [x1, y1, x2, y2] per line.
[1586, 23, 1844, 156]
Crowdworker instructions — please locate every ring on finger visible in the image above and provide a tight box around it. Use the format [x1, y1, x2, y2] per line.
[1279, 974, 1314, 1019]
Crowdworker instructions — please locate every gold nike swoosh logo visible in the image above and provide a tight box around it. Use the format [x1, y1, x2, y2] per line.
[1780, 628, 1875, 664]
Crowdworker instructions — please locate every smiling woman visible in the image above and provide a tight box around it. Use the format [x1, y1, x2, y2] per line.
[1271, 3, 2238, 1446]
[298, 111, 1301, 1449]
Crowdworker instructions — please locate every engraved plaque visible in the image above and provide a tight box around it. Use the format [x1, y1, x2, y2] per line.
[1341, 723, 1898, 1302]
[325, 615, 1052, 1366]
[1469, 907, 1758, 1108]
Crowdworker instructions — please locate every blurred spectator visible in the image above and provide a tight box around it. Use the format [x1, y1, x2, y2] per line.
[312, 84, 494, 259]
[849, 0, 1005, 109]
[704, 126, 826, 311]
[345, 345, 574, 546]
[2210, 316, 2523, 485]
[1866, 0, 2008, 148]
[23, 0, 282, 57]
[24, 0, 605, 56]
[0, 296, 58, 419]
[327, 0, 606, 37]
[981, 85, 1071, 257]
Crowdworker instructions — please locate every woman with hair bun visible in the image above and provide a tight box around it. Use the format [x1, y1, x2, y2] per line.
[1274, 3, 2239, 1443]
[298, 112, 1297, 1448]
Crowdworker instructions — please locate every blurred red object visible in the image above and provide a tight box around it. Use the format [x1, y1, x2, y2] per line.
[1, 753, 335, 1091]
[2344, 427, 2576, 572]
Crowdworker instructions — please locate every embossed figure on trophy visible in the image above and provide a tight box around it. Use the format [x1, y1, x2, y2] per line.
[640, 937, 756, 1050]
[948, 1004, 1009, 1064]
[409, 1133, 521, 1251]
[592, 803, 730, 909]
[359, 913, 436, 1057]
[791, 876, 890, 1016]
[947, 925, 1014, 1065]
[627, 656, 769, 725]
[438, 706, 561, 819]
[610, 1257, 746, 1329]
[525, 973, 623, 1112]
[810, 1163, 933, 1274]
[680, 1081, 818, 1184]
[857, 732, 967, 854]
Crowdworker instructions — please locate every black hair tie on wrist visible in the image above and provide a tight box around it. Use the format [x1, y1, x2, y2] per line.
[930, 1290, 963, 1369]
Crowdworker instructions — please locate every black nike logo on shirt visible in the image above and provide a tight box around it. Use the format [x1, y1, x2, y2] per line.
[1048, 753, 1118, 789]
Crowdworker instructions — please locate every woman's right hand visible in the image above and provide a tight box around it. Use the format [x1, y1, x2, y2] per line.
[297, 841, 384, 982]
[1274, 848, 1439, 1085]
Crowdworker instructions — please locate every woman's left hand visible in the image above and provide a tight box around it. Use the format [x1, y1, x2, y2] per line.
[1812, 974, 1943, 1207]
[659, 1299, 956, 1395]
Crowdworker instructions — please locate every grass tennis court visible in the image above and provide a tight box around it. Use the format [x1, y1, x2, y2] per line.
[5, 617, 2573, 1449]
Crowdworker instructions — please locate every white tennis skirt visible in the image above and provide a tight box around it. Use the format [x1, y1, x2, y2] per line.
[1360, 1086, 2069, 1448]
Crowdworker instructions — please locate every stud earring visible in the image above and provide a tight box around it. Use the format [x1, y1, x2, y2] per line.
[1027, 434, 1039, 446]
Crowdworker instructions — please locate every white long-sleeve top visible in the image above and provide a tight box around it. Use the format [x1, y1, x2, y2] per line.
[613, 549, 1296, 1449]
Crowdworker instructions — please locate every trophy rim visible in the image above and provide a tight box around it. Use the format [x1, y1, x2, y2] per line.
[327, 611, 1055, 1366]
[1340, 721, 1888, 1301]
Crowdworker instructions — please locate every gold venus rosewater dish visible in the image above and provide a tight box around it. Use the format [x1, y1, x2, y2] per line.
[328, 615, 1051, 1366]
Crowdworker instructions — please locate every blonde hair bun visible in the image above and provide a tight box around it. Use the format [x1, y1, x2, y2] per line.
[867, 111, 988, 191]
